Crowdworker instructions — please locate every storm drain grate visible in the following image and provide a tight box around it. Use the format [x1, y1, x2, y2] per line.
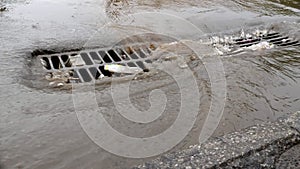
[233, 32, 300, 48]
[210, 29, 300, 56]
[38, 43, 159, 84]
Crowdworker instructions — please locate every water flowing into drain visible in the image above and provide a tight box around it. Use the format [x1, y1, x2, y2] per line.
[211, 29, 300, 55]
[35, 29, 300, 87]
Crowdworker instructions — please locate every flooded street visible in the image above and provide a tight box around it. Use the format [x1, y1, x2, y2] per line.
[0, 0, 299, 168]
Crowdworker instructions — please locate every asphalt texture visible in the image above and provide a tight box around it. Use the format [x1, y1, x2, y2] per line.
[134, 111, 300, 169]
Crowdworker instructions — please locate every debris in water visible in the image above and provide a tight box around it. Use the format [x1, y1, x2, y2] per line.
[254, 29, 268, 37]
[149, 44, 157, 50]
[0, 7, 7, 12]
[245, 41, 274, 51]
[57, 83, 64, 87]
[70, 55, 85, 66]
[99, 74, 105, 79]
[162, 55, 178, 61]
[49, 81, 65, 88]
[49, 81, 56, 87]
[45, 70, 75, 87]
[178, 62, 188, 69]
[240, 29, 245, 38]
[104, 64, 143, 74]
[246, 33, 252, 39]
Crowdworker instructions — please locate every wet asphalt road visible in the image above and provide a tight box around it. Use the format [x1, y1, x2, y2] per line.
[135, 111, 300, 169]
[0, 0, 300, 168]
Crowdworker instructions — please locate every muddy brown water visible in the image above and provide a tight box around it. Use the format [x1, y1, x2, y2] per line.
[0, 0, 299, 169]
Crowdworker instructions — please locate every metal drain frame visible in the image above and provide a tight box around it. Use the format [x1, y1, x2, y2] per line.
[38, 42, 159, 83]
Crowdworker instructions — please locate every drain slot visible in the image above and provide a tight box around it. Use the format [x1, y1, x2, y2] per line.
[61, 55, 72, 67]
[78, 69, 93, 82]
[80, 53, 94, 65]
[51, 56, 61, 69]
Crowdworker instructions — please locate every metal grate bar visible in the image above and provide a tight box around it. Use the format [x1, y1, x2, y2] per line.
[57, 55, 66, 69]
[104, 50, 115, 63]
[48, 57, 55, 70]
[74, 69, 84, 82]
[127, 46, 140, 59]
[97, 51, 107, 64]
[78, 68, 92, 82]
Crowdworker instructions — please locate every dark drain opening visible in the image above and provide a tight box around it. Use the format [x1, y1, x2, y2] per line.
[78, 69, 93, 82]
[107, 50, 122, 62]
[51, 56, 61, 69]
[41, 57, 51, 70]
[99, 65, 113, 78]
[80, 53, 94, 65]
[61, 55, 72, 67]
